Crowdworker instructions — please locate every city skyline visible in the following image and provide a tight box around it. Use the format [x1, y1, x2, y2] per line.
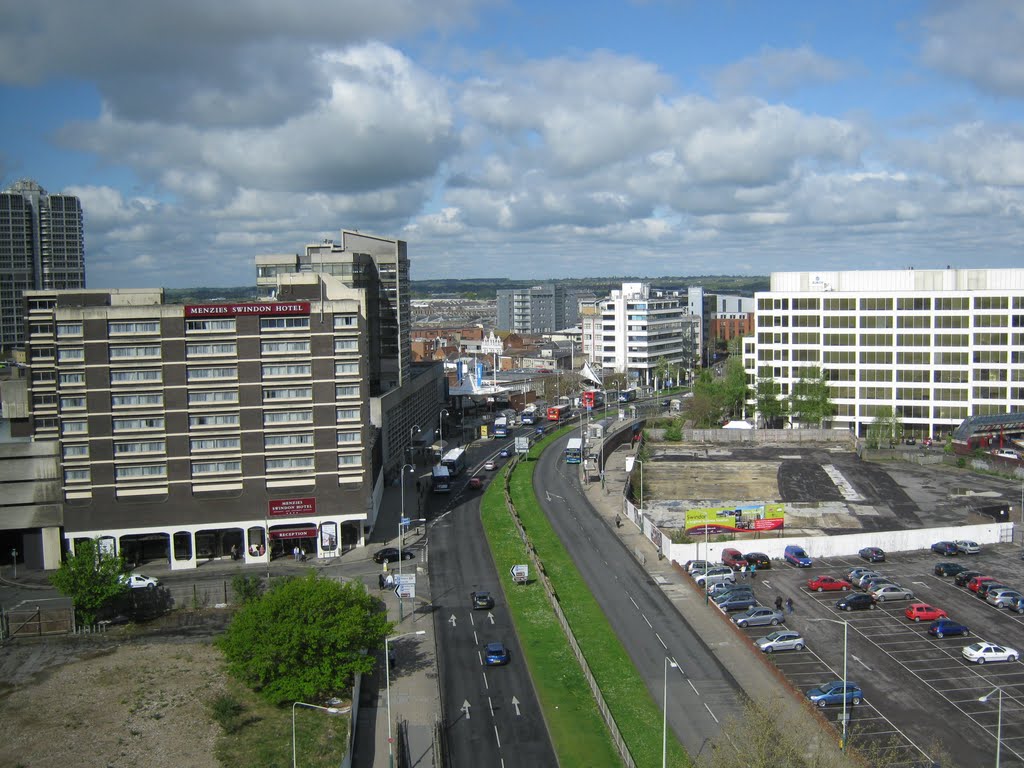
[2, 1, 1023, 288]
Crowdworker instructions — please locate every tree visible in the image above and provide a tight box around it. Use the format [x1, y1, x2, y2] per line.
[217, 573, 393, 705]
[721, 358, 749, 419]
[865, 405, 902, 448]
[653, 356, 673, 390]
[49, 538, 128, 626]
[789, 367, 836, 428]
[754, 374, 787, 429]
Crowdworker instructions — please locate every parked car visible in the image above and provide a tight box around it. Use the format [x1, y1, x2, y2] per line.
[742, 552, 771, 569]
[976, 581, 1009, 600]
[836, 593, 877, 612]
[708, 582, 753, 598]
[807, 575, 853, 592]
[934, 562, 969, 577]
[695, 567, 736, 588]
[467, 476, 483, 490]
[847, 566, 876, 582]
[870, 584, 915, 602]
[732, 606, 785, 628]
[685, 560, 713, 576]
[931, 541, 959, 556]
[905, 603, 947, 622]
[783, 545, 813, 567]
[471, 591, 495, 610]
[860, 577, 896, 592]
[120, 573, 160, 589]
[805, 680, 862, 708]
[757, 630, 805, 653]
[1008, 596, 1024, 615]
[484, 641, 511, 666]
[484, 460, 497, 471]
[986, 589, 1022, 609]
[721, 547, 749, 570]
[858, 547, 886, 563]
[954, 570, 984, 588]
[373, 547, 415, 564]
[928, 618, 970, 638]
[967, 575, 996, 593]
[955, 540, 981, 554]
[715, 592, 757, 612]
[853, 571, 883, 588]
[962, 642, 1019, 664]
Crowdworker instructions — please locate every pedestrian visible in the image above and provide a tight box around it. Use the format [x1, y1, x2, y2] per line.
[230, 544, 238, 561]
[775, 595, 783, 611]
[741, 564, 748, 579]
[750, 563, 757, 578]
[299, 547, 306, 562]
[786, 597, 794, 614]
[378, 573, 386, 590]
[293, 545, 300, 561]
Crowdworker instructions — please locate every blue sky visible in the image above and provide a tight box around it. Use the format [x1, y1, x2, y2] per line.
[2, 0, 1023, 288]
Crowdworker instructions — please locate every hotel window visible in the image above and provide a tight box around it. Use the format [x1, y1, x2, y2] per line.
[335, 362, 359, 375]
[59, 372, 85, 385]
[115, 464, 168, 480]
[64, 468, 91, 483]
[336, 408, 360, 421]
[63, 444, 89, 459]
[186, 318, 236, 333]
[264, 410, 313, 425]
[334, 338, 358, 352]
[337, 430, 361, 443]
[338, 455, 362, 467]
[188, 390, 238, 405]
[263, 386, 312, 401]
[110, 345, 161, 359]
[266, 457, 315, 471]
[260, 317, 310, 330]
[261, 340, 310, 354]
[57, 347, 85, 362]
[113, 417, 165, 431]
[111, 369, 162, 383]
[190, 437, 240, 451]
[32, 370, 57, 385]
[336, 385, 359, 398]
[192, 460, 242, 476]
[56, 323, 83, 338]
[262, 363, 311, 378]
[111, 393, 164, 407]
[109, 321, 160, 335]
[62, 420, 88, 435]
[60, 396, 87, 410]
[188, 366, 237, 381]
[115, 440, 166, 455]
[189, 413, 240, 427]
[186, 342, 237, 357]
[334, 315, 358, 328]
[265, 433, 313, 448]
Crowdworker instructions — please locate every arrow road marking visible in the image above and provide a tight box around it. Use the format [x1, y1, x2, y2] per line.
[449, 614, 457, 628]
[545, 491, 564, 502]
[462, 700, 472, 720]
[851, 654, 873, 671]
[512, 696, 521, 716]
[487, 611, 495, 625]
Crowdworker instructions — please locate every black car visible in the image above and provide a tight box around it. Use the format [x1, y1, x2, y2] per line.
[836, 593, 876, 612]
[954, 570, 983, 588]
[372, 547, 415, 564]
[743, 552, 772, 569]
[471, 591, 495, 610]
[934, 562, 968, 577]
[858, 547, 885, 563]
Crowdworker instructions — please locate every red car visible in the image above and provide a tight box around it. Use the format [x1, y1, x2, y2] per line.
[905, 603, 948, 622]
[807, 575, 853, 592]
[467, 477, 483, 490]
[968, 575, 995, 593]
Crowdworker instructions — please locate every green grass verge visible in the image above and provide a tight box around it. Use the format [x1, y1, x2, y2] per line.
[480, 429, 690, 768]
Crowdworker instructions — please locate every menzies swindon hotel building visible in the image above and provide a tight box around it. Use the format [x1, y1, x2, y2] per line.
[23, 273, 378, 569]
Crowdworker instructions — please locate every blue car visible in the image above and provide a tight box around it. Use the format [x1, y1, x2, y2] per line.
[484, 642, 510, 666]
[927, 618, 970, 638]
[784, 545, 813, 567]
[806, 680, 862, 708]
[930, 541, 958, 556]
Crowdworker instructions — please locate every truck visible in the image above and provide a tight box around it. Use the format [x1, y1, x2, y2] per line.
[431, 464, 452, 492]
[441, 447, 467, 477]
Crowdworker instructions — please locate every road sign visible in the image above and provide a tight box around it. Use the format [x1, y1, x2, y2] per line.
[394, 573, 416, 586]
[515, 436, 530, 455]
[400, 517, 410, 527]
[510, 564, 529, 583]
[395, 582, 415, 599]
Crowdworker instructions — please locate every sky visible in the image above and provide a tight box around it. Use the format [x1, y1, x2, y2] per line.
[2, 0, 1023, 288]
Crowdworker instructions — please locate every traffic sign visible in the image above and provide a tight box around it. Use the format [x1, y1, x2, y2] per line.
[394, 573, 416, 586]
[510, 564, 529, 583]
[395, 582, 415, 599]
[400, 517, 410, 527]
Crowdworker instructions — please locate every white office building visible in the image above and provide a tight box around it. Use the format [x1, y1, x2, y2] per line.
[744, 268, 1024, 437]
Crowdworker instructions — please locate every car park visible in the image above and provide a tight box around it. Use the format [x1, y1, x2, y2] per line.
[695, 567, 736, 587]
[967, 575, 995, 593]
[783, 545, 813, 567]
[721, 547, 749, 570]
[905, 603, 947, 622]
[928, 618, 970, 638]
[954, 570, 983, 587]
[120, 573, 160, 589]
[484, 642, 511, 666]
[870, 584, 915, 602]
[757, 630, 804, 653]
[805, 680, 862, 708]
[471, 591, 495, 609]
[962, 642, 1019, 664]
[985, 589, 1022, 609]
[934, 562, 968, 577]
[807, 575, 853, 592]
[955, 540, 980, 554]
[930, 541, 958, 556]
[373, 547, 415, 564]
[742, 552, 771, 569]
[714, 592, 757, 612]
[836, 593, 876, 612]
[732, 606, 784, 628]
[858, 546, 886, 563]
[467, 476, 483, 490]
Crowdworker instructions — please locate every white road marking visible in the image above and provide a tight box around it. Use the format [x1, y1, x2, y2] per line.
[462, 700, 472, 720]
[851, 654, 873, 671]
[656, 632, 667, 649]
[512, 696, 521, 716]
[704, 703, 719, 723]
[688, 680, 700, 695]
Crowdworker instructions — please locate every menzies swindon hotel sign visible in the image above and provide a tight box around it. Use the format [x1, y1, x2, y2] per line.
[184, 302, 311, 317]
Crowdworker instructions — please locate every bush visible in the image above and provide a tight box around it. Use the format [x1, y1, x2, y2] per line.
[664, 419, 682, 442]
[209, 694, 245, 734]
[231, 574, 264, 605]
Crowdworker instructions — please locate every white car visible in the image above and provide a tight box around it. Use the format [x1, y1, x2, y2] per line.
[869, 584, 915, 602]
[120, 573, 160, 589]
[955, 540, 980, 554]
[484, 460, 497, 471]
[962, 642, 1019, 664]
[757, 630, 805, 653]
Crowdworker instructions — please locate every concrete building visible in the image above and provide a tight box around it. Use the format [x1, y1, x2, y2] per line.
[744, 268, 1024, 438]
[0, 180, 85, 354]
[496, 284, 580, 335]
[711, 295, 756, 351]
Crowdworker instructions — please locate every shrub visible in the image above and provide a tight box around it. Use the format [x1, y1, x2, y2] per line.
[209, 694, 245, 734]
[231, 574, 264, 605]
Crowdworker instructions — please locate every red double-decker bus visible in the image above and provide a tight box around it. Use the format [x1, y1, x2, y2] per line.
[547, 404, 571, 422]
[581, 390, 605, 409]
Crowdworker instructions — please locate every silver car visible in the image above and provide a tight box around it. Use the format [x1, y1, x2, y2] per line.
[757, 630, 805, 653]
[686, 560, 713, 576]
[869, 584, 915, 602]
[854, 571, 883, 588]
[955, 540, 981, 554]
[695, 567, 736, 587]
[732, 606, 785, 628]
[986, 589, 1022, 608]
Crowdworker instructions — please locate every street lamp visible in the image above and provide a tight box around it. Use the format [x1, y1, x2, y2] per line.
[663, 656, 679, 768]
[809, 618, 850, 751]
[292, 701, 342, 768]
[398, 463, 415, 621]
[439, 409, 449, 451]
[979, 686, 1004, 767]
[386, 630, 427, 768]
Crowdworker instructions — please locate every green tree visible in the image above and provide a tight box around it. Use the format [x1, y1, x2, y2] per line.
[217, 573, 393, 705]
[653, 357, 672, 391]
[754, 373, 786, 429]
[48, 538, 128, 625]
[721, 358, 749, 419]
[865, 405, 902, 448]
[789, 366, 836, 428]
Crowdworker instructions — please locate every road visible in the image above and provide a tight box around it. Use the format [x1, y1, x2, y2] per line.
[428, 426, 558, 768]
[533, 423, 745, 759]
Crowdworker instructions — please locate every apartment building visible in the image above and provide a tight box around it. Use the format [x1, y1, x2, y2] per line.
[744, 268, 1024, 438]
[496, 284, 580, 335]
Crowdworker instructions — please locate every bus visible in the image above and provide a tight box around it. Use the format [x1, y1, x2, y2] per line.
[547, 404, 571, 422]
[441, 447, 467, 477]
[581, 390, 605, 410]
[564, 437, 583, 464]
[618, 388, 638, 403]
[493, 416, 509, 437]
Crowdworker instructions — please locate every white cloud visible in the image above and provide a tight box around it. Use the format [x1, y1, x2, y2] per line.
[713, 46, 848, 97]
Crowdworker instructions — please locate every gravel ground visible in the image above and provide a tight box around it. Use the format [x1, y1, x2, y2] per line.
[0, 612, 230, 768]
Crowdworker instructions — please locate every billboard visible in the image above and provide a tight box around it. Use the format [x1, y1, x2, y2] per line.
[269, 497, 317, 517]
[684, 504, 785, 534]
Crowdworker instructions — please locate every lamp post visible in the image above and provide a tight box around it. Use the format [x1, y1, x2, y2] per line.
[398, 463, 414, 621]
[439, 409, 449, 452]
[663, 656, 679, 767]
[809, 618, 849, 751]
[292, 701, 341, 768]
[409, 424, 420, 465]
[386, 630, 427, 768]
[979, 686, 1004, 767]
